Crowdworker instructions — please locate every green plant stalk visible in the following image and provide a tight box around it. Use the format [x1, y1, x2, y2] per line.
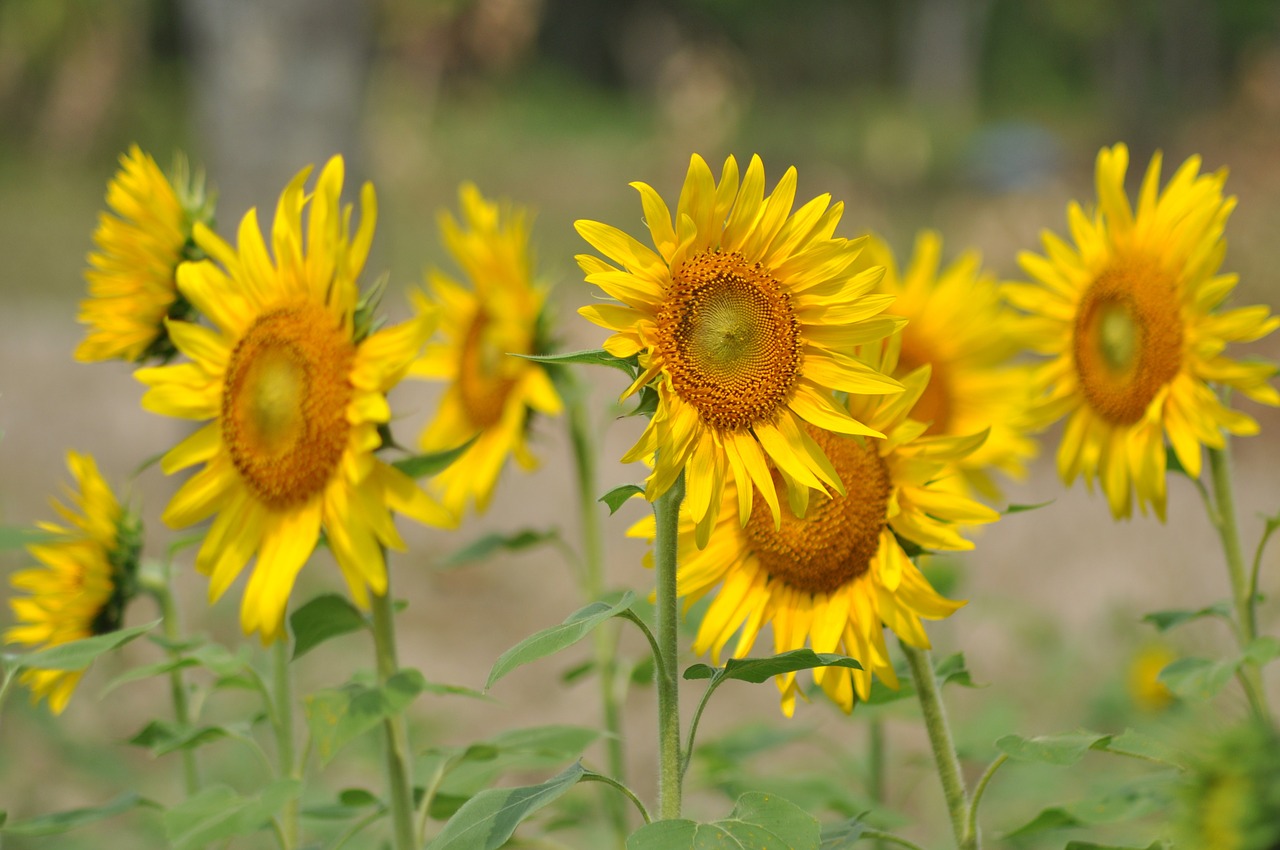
[272, 638, 299, 849]
[1207, 443, 1271, 719]
[154, 574, 201, 796]
[567, 386, 630, 843]
[653, 472, 686, 820]
[370, 586, 417, 850]
[900, 640, 975, 850]
[869, 716, 886, 805]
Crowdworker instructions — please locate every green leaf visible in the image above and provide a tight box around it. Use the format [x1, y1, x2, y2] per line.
[996, 731, 1113, 766]
[421, 682, 494, 701]
[863, 652, 976, 705]
[290, 593, 368, 660]
[100, 657, 199, 696]
[0, 526, 51, 550]
[425, 761, 585, 850]
[1141, 601, 1231, 632]
[818, 816, 867, 849]
[600, 484, 645, 515]
[1003, 775, 1176, 838]
[302, 788, 385, 821]
[393, 436, 479, 479]
[9, 620, 157, 672]
[1004, 807, 1083, 836]
[514, 349, 637, 375]
[0, 793, 152, 837]
[1065, 842, 1167, 850]
[1003, 500, 1054, 514]
[1100, 729, 1185, 768]
[442, 529, 562, 569]
[486, 592, 637, 690]
[164, 780, 301, 850]
[626, 793, 820, 850]
[128, 719, 235, 756]
[1158, 656, 1238, 700]
[305, 669, 428, 764]
[684, 649, 862, 685]
[1243, 635, 1280, 665]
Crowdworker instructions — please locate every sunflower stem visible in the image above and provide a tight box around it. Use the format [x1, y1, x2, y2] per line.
[566, 381, 630, 844]
[653, 472, 686, 821]
[370, 586, 417, 850]
[1207, 442, 1271, 720]
[900, 639, 975, 850]
[153, 566, 201, 796]
[271, 637, 300, 849]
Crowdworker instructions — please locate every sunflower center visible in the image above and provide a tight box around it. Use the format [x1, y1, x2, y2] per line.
[458, 308, 518, 428]
[222, 302, 355, 510]
[657, 250, 802, 431]
[896, 338, 951, 435]
[743, 428, 891, 596]
[1072, 258, 1183, 425]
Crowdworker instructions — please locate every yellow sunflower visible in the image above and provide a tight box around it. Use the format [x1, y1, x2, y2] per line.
[5, 452, 140, 714]
[852, 231, 1037, 500]
[136, 156, 454, 641]
[77, 145, 213, 364]
[631, 360, 998, 715]
[578, 154, 904, 545]
[409, 183, 563, 516]
[1007, 143, 1279, 519]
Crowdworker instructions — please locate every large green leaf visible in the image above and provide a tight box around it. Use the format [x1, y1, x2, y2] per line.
[425, 761, 585, 850]
[4, 620, 157, 672]
[1003, 774, 1177, 838]
[100, 657, 199, 696]
[1141, 602, 1231, 632]
[1064, 842, 1167, 850]
[290, 593, 368, 660]
[163, 780, 301, 850]
[486, 592, 637, 690]
[818, 817, 867, 849]
[683, 649, 862, 685]
[1157, 656, 1238, 700]
[442, 528, 563, 569]
[627, 793, 820, 850]
[0, 793, 153, 837]
[305, 669, 427, 764]
[514, 349, 638, 375]
[996, 731, 1113, 766]
[128, 719, 243, 756]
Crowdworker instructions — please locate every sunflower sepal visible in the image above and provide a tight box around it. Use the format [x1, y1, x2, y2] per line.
[353, 271, 391, 343]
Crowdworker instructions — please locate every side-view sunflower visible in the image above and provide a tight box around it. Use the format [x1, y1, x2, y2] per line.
[137, 156, 454, 641]
[1007, 143, 1279, 519]
[409, 183, 562, 516]
[578, 154, 904, 545]
[5, 452, 140, 714]
[852, 230, 1037, 500]
[631, 361, 998, 715]
[77, 145, 213, 364]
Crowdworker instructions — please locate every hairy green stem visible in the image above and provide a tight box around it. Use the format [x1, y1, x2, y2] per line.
[653, 473, 686, 820]
[967, 754, 1008, 842]
[154, 573, 201, 796]
[900, 640, 975, 850]
[1207, 443, 1271, 719]
[371, 588, 417, 850]
[271, 639, 299, 848]
[567, 386, 630, 844]
[579, 772, 652, 824]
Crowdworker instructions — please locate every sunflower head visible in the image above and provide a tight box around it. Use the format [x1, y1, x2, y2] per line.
[409, 183, 563, 516]
[1175, 721, 1280, 850]
[1007, 143, 1279, 520]
[851, 230, 1038, 500]
[633, 358, 998, 715]
[76, 145, 215, 364]
[5, 452, 140, 714]
[137, 156, 453, 641]
[579, 153, 904, 545]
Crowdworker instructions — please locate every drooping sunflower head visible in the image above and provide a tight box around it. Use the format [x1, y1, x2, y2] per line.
[579, 154, 904, 544]
[76, 145, 214, 364]
[5, 452, 141, 714]
[137, 156, 454, 641]
[409, 183, 563, 516]
[851, 230, 1038, 500]
[632, 365, 998, 715]
[1007, 143, 1279, 520]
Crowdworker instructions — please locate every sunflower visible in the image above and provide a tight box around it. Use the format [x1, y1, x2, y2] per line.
[136, 156, 454, 641]
[852, 231, 1037, 500]
[5, 452, 140, 714]
[76, 145, 213, 364]
[578, 154, 904, 545]
[1007, 143, 1279, 519]
[631, 359, 998, 715]
[409, 183, 563, 516]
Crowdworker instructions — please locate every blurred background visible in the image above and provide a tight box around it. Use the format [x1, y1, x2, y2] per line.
[2, 0, 1280, 847]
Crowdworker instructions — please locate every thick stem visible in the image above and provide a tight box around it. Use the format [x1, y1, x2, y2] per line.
[567, 385, 629, 843]
[653, 473, 686, 821]
[271, 639, 299, 849]
[153, 574, 201, 796]
[900, 640, 975, 850]
[370, 587, 417, 850]
[1207, 443, 1271, 719]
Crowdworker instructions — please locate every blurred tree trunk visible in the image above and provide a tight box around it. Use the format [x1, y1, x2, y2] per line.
[180, 0, 375, 218]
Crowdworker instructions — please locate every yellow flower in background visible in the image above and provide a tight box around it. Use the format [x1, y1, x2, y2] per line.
[853, 231, 1037, 500]
[76, 145, 213, 364]
[409, 184, 563, 516]
[1127, 643, 1176, 713]
[578, 154, 903, 546]
[5, 452, 140, 714]
[632, 359, 997, 715]
[137, 157, 454, 641]
[1007, 143, 1279, 519]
